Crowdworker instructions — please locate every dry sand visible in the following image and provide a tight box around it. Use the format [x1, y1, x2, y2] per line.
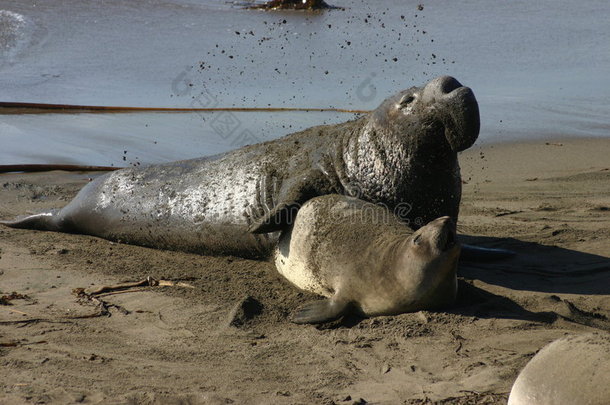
[1, 138, 609, 404]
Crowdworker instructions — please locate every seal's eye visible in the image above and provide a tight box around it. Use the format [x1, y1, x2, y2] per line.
[399, 95, 415, 106]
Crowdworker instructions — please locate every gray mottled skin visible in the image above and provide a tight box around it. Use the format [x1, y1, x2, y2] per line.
[1, 76, 479, 258]
[275, 195, 461, 323]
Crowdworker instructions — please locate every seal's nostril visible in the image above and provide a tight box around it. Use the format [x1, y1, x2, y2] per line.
[438, 76, 462, 94]
[421, 76, 467, 104]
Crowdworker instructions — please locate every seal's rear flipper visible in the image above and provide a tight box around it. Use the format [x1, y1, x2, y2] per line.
[291, 298, 350, 324]
[0, 211, 62, 231]
[460, 244, 516, 262]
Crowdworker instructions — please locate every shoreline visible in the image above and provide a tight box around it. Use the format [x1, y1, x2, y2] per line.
[1, 137, 609, 404]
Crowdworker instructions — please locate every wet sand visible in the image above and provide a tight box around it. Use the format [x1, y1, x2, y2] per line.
[1, 138, 609, 404]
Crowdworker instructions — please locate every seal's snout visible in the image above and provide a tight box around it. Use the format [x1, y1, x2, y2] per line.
[422, 76, 480, 153]
[422, 76, 463, 102]
[436, 76, 462, 95]
[429, 216, 457, 252]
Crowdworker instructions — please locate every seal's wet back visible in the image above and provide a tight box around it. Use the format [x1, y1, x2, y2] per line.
[2, 76, 479, 258]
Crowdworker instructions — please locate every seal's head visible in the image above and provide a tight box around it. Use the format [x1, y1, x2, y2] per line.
[408, 216, 461, 262]
[393, 215, 461, 311]
[371, 76, 480, 152]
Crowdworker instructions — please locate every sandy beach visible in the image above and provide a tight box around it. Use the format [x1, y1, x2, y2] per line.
[1, 138, 609, 404]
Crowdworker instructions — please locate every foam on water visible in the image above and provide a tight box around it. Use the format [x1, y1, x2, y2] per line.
[0, 10, 30, 63]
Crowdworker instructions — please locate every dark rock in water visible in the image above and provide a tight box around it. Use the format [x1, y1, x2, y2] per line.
[227, 296, 264, 327]
[248, 0, 333, 10]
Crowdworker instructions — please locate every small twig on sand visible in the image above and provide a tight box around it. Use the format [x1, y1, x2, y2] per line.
[97, 288, 149, 297]
[0, 340, 47, 347]
[0, 277, 194, 325]
[72, 276, 195, 317]
[0, 318, 74, 326]
[494, 210, 522, 217]
[81, 276, 195, 296]
[1, 308, 30, 316]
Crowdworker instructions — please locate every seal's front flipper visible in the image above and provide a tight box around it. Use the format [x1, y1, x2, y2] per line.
[0, 211, 62, 231]
[248, 203, 299, 234]
[460, 244, 516, 262]
[291, 298, 350, 324]
[249, 168, 333, 234]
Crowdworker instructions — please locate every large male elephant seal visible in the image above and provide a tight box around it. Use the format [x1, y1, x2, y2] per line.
[275, 195, 460, 323]
[2, 76, 479, 258]
[508, 332, 610, 405]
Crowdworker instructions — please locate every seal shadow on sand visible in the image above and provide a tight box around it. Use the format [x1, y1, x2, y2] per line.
[321, 236, 610, 330]
[327, 279, 610, 332]
[458, 235, 610, 295]
[451, 235, 610, 332]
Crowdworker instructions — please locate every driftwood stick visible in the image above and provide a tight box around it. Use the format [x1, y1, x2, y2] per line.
[81, 276, 194, 296]
[0, 164, 121, 173]
[0, 101, 369, 115]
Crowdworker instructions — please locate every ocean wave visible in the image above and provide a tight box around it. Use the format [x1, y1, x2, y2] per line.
[0, 9, 25, 23]
[0, 10, 29, 61]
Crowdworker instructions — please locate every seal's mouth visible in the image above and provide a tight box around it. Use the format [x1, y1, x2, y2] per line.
[442, 229, 456, 251]
[444, 87, 480, 152]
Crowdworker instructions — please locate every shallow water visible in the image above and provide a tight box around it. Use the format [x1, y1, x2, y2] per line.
[0, 0, 609, 166]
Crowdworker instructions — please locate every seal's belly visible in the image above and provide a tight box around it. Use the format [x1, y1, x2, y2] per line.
[274, 229, 332, 297]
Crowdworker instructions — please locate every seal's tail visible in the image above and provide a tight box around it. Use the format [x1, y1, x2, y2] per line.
[0, 210, 62, 231]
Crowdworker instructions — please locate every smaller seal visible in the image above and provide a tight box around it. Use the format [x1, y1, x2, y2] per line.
[274, 195, 460, 324]
[508, 332, 610, 405]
